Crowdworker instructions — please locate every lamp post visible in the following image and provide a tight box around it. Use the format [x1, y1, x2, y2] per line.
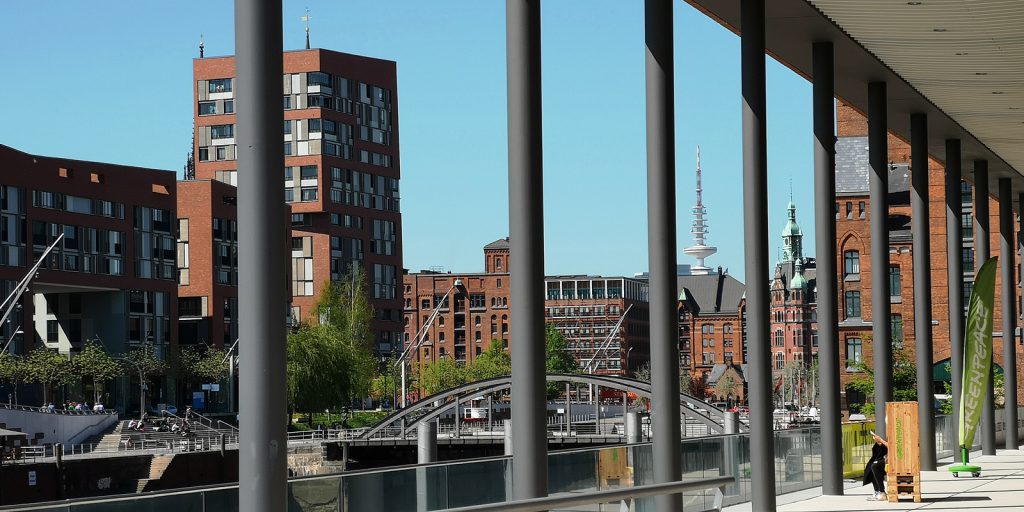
[396, 279, 465, 408]
[116, 357, 145, 422]
[625, 346, 635, 377]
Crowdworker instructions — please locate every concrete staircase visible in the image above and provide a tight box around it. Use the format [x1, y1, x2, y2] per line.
[134, 454, 174, 492]
[84, 420, 124, 451]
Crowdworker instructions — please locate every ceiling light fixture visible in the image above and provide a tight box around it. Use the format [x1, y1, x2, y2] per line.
[908, 1, 923, 5]
[933, 28, 947, 32]
[992, 91, 1005, 95]
[975, 72, 988, 76]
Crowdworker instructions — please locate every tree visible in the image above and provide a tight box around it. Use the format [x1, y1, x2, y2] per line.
[545, 324, 577, 374]
[687, 372, 709, 398]
[714, 374, 739, 401]
[468, 340, 511, 381]
[847, 341, 917, 417]
[415, 356, 468, 397]
[24, 347, 74, 404]
[0, 352, 27, 404]
[72, 342, 120, 403]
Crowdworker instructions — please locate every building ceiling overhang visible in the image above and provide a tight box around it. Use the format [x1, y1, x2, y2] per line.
[685, 0, 1024, 201]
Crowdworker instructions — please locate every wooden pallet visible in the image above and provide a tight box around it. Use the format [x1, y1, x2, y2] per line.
[887, 473, 921, 503]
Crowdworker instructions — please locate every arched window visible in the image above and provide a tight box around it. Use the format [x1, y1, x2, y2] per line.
[491, 315, 498, 335]
[501, 314, 509, 335]
[496, 257, 502, 270]
[844, 250, 860, 276]
[502, 297, 508, 307]
[475, 315, 481, 327]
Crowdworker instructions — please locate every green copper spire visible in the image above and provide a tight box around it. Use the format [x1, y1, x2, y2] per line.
[781, 200, 803, 262]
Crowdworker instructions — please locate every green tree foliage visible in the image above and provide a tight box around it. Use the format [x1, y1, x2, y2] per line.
[178, 345, 230, 384]
[24, 347, 74, 403]
[414, 356, 468, 397]
[72, 342, 120, 403]
[714, 374, 738, 400]
[847, 342, 917, 417]
[545, 324, 577, 374]
[0, 352, 28, 404]
[287, 265, 376, 418]
[468, 340, 512, 381]
[122, 346, 167, 379]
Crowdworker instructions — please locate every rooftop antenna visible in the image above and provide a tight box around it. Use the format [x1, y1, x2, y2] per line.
[199, 34, 205, 58]
[301, 8, 312, 49]
[682, 145, 717, 274]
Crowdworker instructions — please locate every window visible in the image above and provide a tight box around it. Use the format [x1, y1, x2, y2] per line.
[774, 329, 784, 347]
[961, 213, 973, 239]
[496, 257, 502, 270]
[775, 352, 785, 369]
[216, 147, 226, 160]
[308, 71, 331, 87]
[497, 278, 502, 289]
[846, 202, 853, 219]
[300, 165, 318, 180]
[858, 201, 865, 219]
[284, 120, 292, 135]
[963, 281, 974, 307]
[291, 237, 313, 296]
[835, 203, 840, 220]
[208, 79, 232, 93]
[300, 187, 318, 201]
[47, 320, 59, 343]
[889, 266, 901, 297]
[211, 124, 234, 139]
[283, 96, 293, 109]
[845, 338, 863, 367]
[844, 291, 861, 318]
[961, 181, 972, 204]
[963, 247, 975, 274]
[469, 294, 485, 309]
[199, 102, 217, 115]
[224, 100, 234, 114]
[891, 314, 904, 346]
[844, 251, 860, 277]
[198, 148, 209, 161]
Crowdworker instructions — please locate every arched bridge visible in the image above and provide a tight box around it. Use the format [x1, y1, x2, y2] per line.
[362, 373, 741, 439]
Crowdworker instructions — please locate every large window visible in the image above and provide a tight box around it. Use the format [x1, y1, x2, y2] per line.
[208, 78, 232, 93]
[889, 266, 901, 297]
[291, 237, 313, 296]
[775, 352, 785, 369]
[963, 247, 975, 274]
[844, 291, 861, 318]
[891, 314, 904, 346]
[774, 329, 784, 347]
[961, 213, 973, 239]
[844, 250, 860, 277]
[845, 338, 863, 367]
[210, 124, 234, 139]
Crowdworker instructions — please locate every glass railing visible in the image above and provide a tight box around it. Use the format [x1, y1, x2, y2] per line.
[7, 428, 825, 512]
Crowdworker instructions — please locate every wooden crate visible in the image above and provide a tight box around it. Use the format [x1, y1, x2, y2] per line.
[597, 446, 629, 488]
[886, 402, 921, 503]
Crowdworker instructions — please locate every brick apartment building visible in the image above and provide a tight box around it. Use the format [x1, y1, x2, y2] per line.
[0, 144, 179, 409]
[403, 238, 651, 381]
[834, 102, 1023, 407]
[192, 48, 404, 355]
[677, 269, 746, 398]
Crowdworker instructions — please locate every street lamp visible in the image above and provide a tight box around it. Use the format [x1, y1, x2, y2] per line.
[395, 279, 465, 408]
[625, 345, 635, 377]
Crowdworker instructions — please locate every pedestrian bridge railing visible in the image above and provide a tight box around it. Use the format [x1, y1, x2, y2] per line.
[0, 427, 823, 512]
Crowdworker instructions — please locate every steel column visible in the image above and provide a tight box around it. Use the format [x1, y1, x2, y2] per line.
[868, 82, 893, 436]
[999, 179, 1018, 450]
[911, 113, 936, 470]
[645, 1, 683, 510]
[974, 160, 996, 456]
[235, 0, 287, 510]
[506, 0, 547, 500]
[945, 139, 965, 461]
[740, 1, 775, 510]
[812, 41, 842, 495]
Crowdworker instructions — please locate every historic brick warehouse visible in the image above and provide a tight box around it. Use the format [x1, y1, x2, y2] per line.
[835, 102, 1024, 407]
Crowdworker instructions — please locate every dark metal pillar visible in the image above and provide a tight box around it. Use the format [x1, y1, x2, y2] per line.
[506, 0, 547, 500]
[1000, 179, 1018, 450]
[868, 82, 892, 436]
[911, 114, 936, 470]
[945, 139, 965, 460]
[812, 41, 842, 495]
[975, 160, 997, 456]
[235, 0, 287, 510]
[740, 1, 775, 510]
[645, 1, 683, 510]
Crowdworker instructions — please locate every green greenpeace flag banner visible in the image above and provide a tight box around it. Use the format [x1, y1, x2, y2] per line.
[959, 256, 998, 449]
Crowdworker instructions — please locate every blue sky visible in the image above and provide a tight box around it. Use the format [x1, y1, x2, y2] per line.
[0, 1, 816, 283]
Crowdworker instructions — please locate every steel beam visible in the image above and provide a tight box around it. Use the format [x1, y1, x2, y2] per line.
[911, 114, 936, 470]
[506, 0, 547, 501]
[945, 139, 965, 461]
[235, 0, 287, 510]
[812, 41, 842, 495]
[740, 1, 775, 510]
[1000, 179, 1018, 450]
[645, 1, 683, 511]
[974, 160, 996, 456]
[868, 82, 893, 436]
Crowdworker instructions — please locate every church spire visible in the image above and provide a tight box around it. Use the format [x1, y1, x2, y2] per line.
[781, 200, 803, 262]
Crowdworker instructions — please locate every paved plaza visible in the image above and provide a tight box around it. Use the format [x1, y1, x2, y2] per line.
[728, 449, 1024, 512]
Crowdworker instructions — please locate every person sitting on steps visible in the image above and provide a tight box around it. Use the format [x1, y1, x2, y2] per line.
[864, 430, 889, 501]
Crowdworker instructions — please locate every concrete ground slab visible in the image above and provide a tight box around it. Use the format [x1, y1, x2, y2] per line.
[728, 449, 1024, 512]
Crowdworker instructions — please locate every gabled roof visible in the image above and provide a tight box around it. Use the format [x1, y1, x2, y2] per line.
[484, 237, 510, 250]
[677, 272, 745, 315]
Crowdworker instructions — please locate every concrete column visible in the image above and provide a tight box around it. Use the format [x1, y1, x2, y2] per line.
[595, 385, 601, 435]
[945, 139, 965, 460]
[645, 2, 684, 510]
[235, 1, 287, 510]
[454, 397, 461, 438]
[813, 41, 843, 495]
[723, 411, 740, 497]
[565, 382, 572, 436]
[503, 419, 513, 456]
[506, 0, 547, 500]
[740, 1, 776, 510]
[911, 113, 936, 470]
[974, 161, 997, 456]
[868, 81, 893, 437]
[1000, 179, 1018, 450]
[626, 412, 642, 444]
[417, 422, 437, 464]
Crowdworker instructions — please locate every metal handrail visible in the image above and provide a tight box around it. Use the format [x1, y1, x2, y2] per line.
[441, 476, 735, 512]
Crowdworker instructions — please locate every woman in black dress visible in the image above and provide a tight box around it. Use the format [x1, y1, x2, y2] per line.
[863, 431, 889, 501]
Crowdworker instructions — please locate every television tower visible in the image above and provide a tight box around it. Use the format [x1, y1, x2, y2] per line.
[682, 145, 717, 274]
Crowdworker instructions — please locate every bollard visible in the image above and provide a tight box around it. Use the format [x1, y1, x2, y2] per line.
[417, 422, 437, 464]
[724, 411, 739, 435]
[625, 412, 641, 444]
